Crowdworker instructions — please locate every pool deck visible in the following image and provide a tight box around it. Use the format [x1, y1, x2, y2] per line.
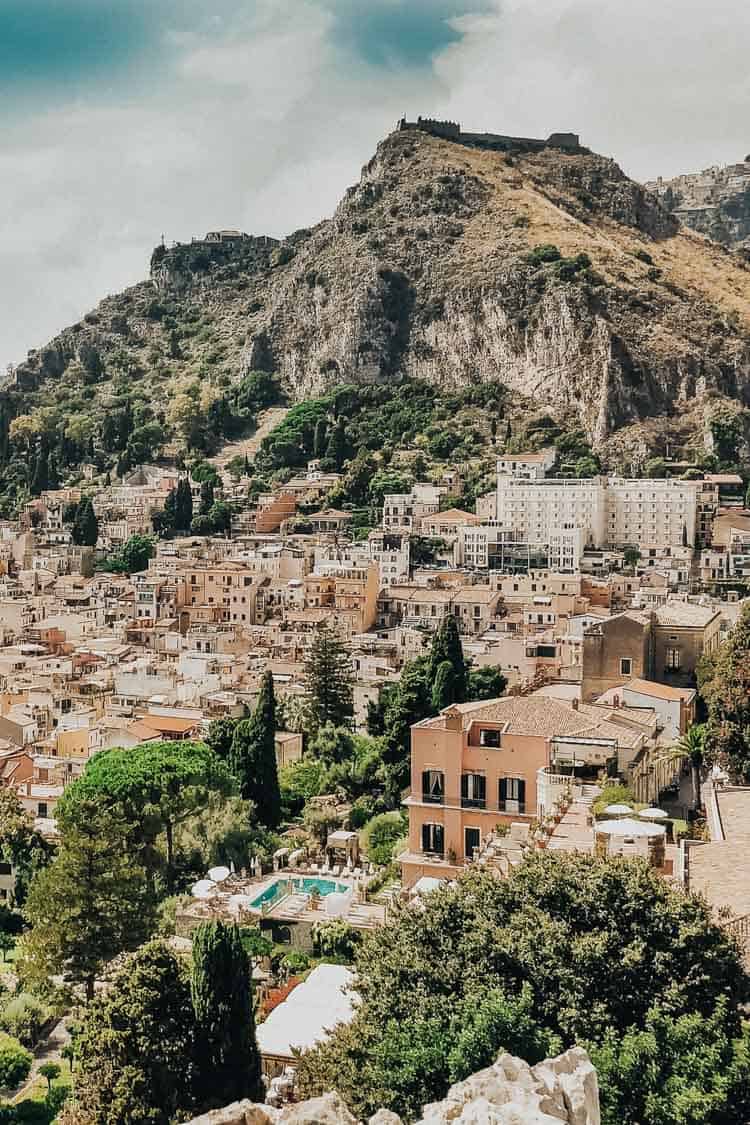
[178, 869, 387, 933]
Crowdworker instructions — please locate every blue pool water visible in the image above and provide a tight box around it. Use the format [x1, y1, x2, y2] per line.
[249, 876, 348, 910]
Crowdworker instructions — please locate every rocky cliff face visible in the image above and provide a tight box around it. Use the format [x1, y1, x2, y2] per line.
[9, 129, 750, 455]
[646, 159, 750, 255]
[183, 1047, 600, 1125]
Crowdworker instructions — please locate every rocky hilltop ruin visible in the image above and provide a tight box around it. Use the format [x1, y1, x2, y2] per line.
[646, 158, 750, 255]
[7, 122, 750, 461]
[183, 1047, 600, 1125]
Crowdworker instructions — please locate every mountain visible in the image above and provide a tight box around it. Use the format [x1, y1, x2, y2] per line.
[4, 121, 750, 500]
[645, 157, 750, 255]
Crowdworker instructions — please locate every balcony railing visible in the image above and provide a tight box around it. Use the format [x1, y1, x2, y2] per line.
[410, 793, 531, 816]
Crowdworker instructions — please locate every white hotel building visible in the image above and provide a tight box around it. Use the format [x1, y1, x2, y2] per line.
[496, 456, 698, 554]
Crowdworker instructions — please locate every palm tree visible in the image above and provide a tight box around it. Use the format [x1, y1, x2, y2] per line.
[657, 724, 706, 812]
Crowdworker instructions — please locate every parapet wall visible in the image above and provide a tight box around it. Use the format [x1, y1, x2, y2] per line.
[397, 117, 581, 153]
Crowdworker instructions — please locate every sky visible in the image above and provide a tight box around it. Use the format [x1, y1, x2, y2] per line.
[1, 0, 748, 368]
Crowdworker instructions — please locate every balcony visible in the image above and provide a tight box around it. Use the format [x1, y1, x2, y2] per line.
[406, 793, 532, 817]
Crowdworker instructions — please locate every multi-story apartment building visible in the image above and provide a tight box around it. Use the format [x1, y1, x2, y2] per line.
[382, 483, 445, 533]
[496, 447, 557, 481]
[496, 477, 608, 548]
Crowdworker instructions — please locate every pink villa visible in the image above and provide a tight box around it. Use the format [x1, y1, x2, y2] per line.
[399, 695, 654, 888]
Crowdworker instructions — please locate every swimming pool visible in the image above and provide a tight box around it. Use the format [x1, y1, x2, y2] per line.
[249, 876, 348, 910]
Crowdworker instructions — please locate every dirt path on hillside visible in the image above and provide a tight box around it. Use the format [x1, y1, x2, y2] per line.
[210, 406, 290, 471]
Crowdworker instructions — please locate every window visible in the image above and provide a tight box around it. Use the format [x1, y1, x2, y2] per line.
[461, 773, 486, 809]
[499, 777, 526, 814]
[421, 822, 444, 856]
[666, 648, 681, 670]
[421, 770, 444, 805]
[465, 826, 481, 859]
[479, 728, 501, 748]
[620, 657, 632, 676]
[37, 803, 48, 817]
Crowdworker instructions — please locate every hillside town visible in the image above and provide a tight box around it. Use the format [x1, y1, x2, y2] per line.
[0, 434, 748, 1084]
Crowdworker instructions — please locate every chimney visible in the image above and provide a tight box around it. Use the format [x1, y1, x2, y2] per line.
[572, 698, 579, 711]
[613, 694, 620, 708]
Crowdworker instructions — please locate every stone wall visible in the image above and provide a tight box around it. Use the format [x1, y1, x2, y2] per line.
[182, 1046, 600, 1125]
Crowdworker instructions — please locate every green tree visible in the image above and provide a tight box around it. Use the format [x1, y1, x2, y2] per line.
[324, 417, 350, 469]
[622, 545, 641, 571]
[71, 495, 99, 546]
[191, 922, 263, 1108]
[382, 659, 432, 801]
[229, 672, 280, 828]
[199, 478, 215, 515]
[428, 615, 467, 701]
[71, 942, 197, 1125]
[206, 717, 239, 760]
[590, 1001, 750, 1125]
[656, 724, 706, 812]
[313, 417, 328, 459]
[120, 534, 155, 573]
[0, 1032, 32, 1089]
[359, 811, 407, 866]
[431, 659, 457, 712]
[39, 1061, 61, 1091]
[304, 622, 355, 730]
[466, 665, 507, 702]
[0, 932, 14, 962]
[174, 477, 193, 532]
[296, 856, 748, 1122]
[699, 603, 750, 780]
[57, 740, 234, 892]
[21, 801, 151, 999]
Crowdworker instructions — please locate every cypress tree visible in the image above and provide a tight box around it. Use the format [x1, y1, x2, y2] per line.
[191, 921, 263, 1109]
[71, 496, 99, 547]
[325, 418, 349, 469]
[313, 417, 328, 459]
[199, 479, 215, 515]
[431, 659, 457, 712]
[229, 671, 280, 827]
[428, 614, 467, 701]
[304, 622, 354, 729]
[174, 478, 193, 531]
[31, 445, 48, 496]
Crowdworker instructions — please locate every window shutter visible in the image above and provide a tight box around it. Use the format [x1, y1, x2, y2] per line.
[499, 777, 508, 802]
[461, 774, 468, 800]
[422, 823, 430, 852]
[517, 779, 526, 807]
[435, 824, 444, 854]
[422, 771, 431, 796]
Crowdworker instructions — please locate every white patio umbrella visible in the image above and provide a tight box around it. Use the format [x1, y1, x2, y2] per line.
[208, 865, 231, 883]
[638, 807, 668, 820]
[191, 879, 216, 899]
[603, 803, 633, 816]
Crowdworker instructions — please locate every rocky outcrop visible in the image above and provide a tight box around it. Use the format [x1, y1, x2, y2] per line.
[8, 128, 750, 456]
[181, 1047, 600, 1125]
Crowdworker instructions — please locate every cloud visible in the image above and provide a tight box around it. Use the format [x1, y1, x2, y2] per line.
[2, 0, 748, 368]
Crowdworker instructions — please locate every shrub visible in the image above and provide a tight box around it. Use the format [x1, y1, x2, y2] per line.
[0, 1031, 32, 1087]
[0, 993, 49, 1047]
[312, 920, 362, 963]
[359, 811, 408, 865]
[527, 243, 562, 265]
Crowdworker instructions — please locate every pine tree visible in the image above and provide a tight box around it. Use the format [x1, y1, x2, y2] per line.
[174, 477, 193, 531]
[71, 496, 99, 546]
[229, 671, 281, 827]
[304, 622, 354, 729]
[431, 660, 457, 712]
[243, 454, 251, 476]
[21, 800, 151, 1000]
[313, 417, 328, 459]
[191, 921, 263, 1109]
[47, 454, 60, 490]
[428, 615, 467, 701]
